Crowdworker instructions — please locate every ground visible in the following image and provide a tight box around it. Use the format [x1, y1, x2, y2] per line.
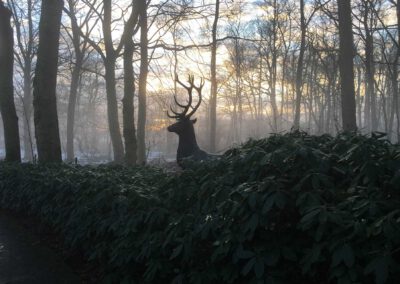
[0, 211, 80, 284]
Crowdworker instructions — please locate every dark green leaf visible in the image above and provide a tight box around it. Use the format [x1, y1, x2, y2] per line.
[242, 258, 256, 276]
[332, 243, 354, 268]
[254, 258, 265, 278]
[364, 256, 389, 284]
[170, 244, 183, 260]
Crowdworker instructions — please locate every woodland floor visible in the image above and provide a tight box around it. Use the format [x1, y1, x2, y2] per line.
[0, 210, 82, 284]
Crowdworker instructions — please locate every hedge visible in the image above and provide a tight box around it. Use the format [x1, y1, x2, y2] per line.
[0, 132, 400, 284]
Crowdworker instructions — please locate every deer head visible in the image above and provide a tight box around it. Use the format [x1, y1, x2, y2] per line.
[167, 75, 206, 164]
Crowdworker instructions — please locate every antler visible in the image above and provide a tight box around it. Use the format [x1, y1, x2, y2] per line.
[167, 75, 204, 120]
[186, 77, 204, 118]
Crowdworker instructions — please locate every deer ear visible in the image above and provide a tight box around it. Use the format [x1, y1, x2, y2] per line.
[191, 118, 197, 124]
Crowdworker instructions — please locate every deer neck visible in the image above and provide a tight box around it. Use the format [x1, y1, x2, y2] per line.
[177, 129, 200, 158]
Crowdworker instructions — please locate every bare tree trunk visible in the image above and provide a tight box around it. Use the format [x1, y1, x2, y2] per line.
[22, 65, 33, 161]
[209, 0, 220, 152]
[123, 37, 137, 165]
[8, 0, 36, 161]
[362, 1, 377, 131]
[66, 0, 85, 162]
[257, 51, 263, 137]
[396, 0, 400, 141]
[66, 54, 82, 162]
[0, 2, 21, 162]
[293, 0, 306, 130]
[338, 0, 357, 131]
[389, 0, 400, 141]
[387, 66, 396, 139]
[281, 52, 288, 125]
[137, 0, 148, 164]
[237, 81, 243, 141]
[356, 64, 363, 128]
[32, 0, 63, 163]
[21, 0, 34, 161]
[105, 57, 124, 162]
[326, 87, 332, 133]
[102, 0, 124, 163]
[270, 0, 279, 132]
[365, 30, 377, 131]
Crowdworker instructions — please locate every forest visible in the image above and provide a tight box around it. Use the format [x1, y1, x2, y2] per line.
[0, 0, 400, 283]
[0, 0, 398, 163]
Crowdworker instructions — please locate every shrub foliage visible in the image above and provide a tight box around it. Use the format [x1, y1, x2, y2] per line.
[1, 132, 400, 283]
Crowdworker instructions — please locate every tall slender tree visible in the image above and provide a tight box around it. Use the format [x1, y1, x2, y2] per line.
[32, 0, 63, 162]
[80, 0, 140, 163]
[0, 1, 21, 162]
[64, 0, 92, 162]
[293, 0, 306, 130]
[121, 0, 140, 165]
[362, 0, 378, 131]
[388, 0, 400, 139]
[396, 0, 400, 140]
[137, 0, 148, 164]
[8, 0, 37, 161]
[102, 0, 125, 162]
[123, 37, 138, 165]
[338, 0, 357, 131]
[209, 0, 220, 152]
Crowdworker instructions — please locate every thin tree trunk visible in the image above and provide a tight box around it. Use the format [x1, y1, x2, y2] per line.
[21, 0, 34, 161]
[396, 0, 400, 141]
[356, 65, 363, 128]
[281, 48, 289, 129]
[104, 57, 124, 162]
[236, 71, 243, 140]
[363, 1, 377, 131]
[270, 0, 279, 132]
[66, 0, 85, 162]
[66, 54, 82, 162]
[338, 0, 357, 131]
[103, 0, 124, 163]
[293, 0, 306, 130]
[209, 0, 219, 152]
[122, 37, 137, 165]
[137, 0, 148, 164]
[22, 65, 33, 161]
[0, 2, 21, 162]
[365, 29, 377, 130]
[257, 50, 263, 137]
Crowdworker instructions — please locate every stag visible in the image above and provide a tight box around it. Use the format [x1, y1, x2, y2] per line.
[167, 75, 208, 166]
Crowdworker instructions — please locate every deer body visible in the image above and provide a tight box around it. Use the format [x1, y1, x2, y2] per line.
[168, 118, 208, 165]
[167, 75, 208, 166]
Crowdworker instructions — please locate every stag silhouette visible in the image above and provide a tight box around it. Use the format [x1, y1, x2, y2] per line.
[167, 75, 208, 166]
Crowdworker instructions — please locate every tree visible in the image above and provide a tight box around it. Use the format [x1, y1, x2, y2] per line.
[32, 0, 63, 163]
[102, 0, 125, 163]
[209, 0, 220, 152]
[63, 0, 92, 162]
[259, 0, 284, 132]
[387, 0, 400, 139]
[394, 0, 399, 139]
[7, 0, 38, 161]
[293, 0, 306, 130]
[0, 1, 21, 162]
[81, 0, 140, 163]
[361, 0, 378, 131]
[121, 0, 140, 165]
[338, 0, 357, 131]
[293, 0, 322, 130]
[396, 0, 400, 139]
[123, 37, 137, 165]
[137, 0, 148, 164]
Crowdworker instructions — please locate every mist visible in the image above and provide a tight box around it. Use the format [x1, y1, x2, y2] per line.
[1, 0, 399, 164]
